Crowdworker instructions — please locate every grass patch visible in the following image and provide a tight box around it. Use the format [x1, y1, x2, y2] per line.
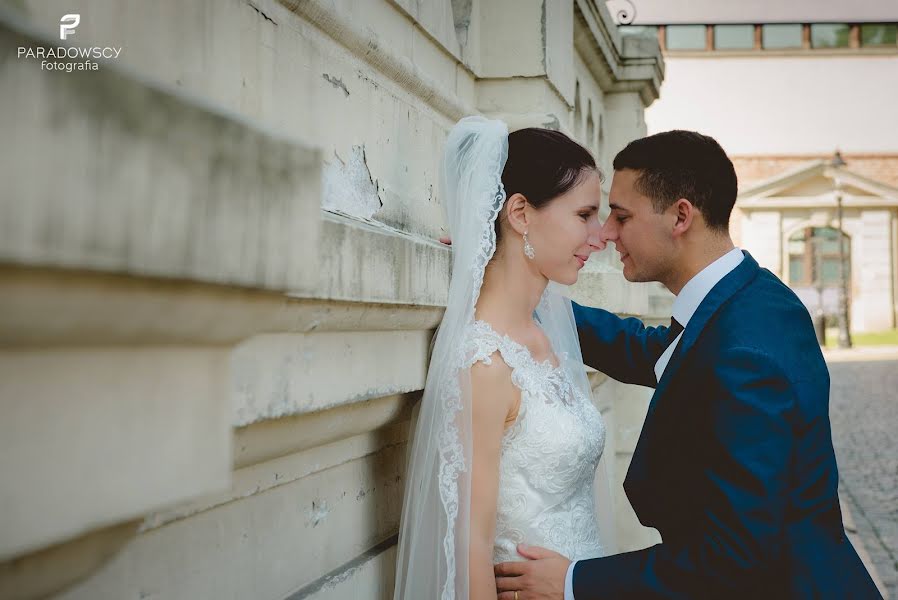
[824, 327, 898, 348]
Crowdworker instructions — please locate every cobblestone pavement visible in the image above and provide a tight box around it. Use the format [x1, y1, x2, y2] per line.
[827, 348, 898, 599]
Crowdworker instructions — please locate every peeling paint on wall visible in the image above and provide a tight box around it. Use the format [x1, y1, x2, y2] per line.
[451, 0, 473, 45]
[322, 73, 350, 97]
[542, 114, 561, 131]
[306, 499, 329, 528]
[322, 146, 382, 220]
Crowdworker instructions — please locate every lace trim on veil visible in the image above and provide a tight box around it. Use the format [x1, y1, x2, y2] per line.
[435, 142, 507, 600]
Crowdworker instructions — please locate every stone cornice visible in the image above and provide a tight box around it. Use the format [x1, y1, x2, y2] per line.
[573, 0, 664, 105]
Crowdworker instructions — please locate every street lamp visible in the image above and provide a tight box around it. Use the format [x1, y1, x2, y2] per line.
[812, 234, 826, 346]
[830, 151, 853, 348]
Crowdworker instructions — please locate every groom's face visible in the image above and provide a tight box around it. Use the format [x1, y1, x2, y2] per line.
[602, 169, 675, 283]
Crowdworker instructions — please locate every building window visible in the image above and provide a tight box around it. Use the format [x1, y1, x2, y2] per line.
[788, 227, 849, 287]
[658, 22, 897, 55]
[666, 24, 706, 50]
[811, 23, 851, 48]
[762, 24, 802, 49]
[861, 23, 898, 46]
[713, 25, 754, 50]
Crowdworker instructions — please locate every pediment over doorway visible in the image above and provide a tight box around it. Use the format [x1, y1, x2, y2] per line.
[737, 160, 898, 209]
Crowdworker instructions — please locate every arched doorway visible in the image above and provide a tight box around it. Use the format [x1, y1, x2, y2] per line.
[787, 226, 851, 317]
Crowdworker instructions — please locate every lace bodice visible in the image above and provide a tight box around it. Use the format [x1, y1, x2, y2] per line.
[462, 320, 607, 563]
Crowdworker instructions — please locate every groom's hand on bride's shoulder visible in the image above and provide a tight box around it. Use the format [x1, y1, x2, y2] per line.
[494, 544, 570, 600]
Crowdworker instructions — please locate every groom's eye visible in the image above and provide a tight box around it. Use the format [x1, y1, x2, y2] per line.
[616, 215, 629, 224]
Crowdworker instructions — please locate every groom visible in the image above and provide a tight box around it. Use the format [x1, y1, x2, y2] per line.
[494, 131, 882, 599]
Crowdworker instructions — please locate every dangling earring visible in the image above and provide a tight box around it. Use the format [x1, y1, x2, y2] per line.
[523, 231, 535, 259]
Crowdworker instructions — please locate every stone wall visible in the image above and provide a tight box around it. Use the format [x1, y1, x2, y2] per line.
[0, 1, 664, 598]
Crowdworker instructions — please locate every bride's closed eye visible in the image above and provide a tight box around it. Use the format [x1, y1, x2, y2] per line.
[577, 206, 599, 221]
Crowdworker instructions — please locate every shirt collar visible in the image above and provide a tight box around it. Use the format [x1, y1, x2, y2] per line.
[672, 248, 745, 327]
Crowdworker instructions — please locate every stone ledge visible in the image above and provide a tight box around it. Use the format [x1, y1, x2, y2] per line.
[0, 207, 450, 348]
[0, 13, 320, 294]
[314, 210, 450, 307]
[56, 441, 406, 600]
[0, 266, 444, 347]
[142, 415, 411, 532]
[0, 347, 232, 562]
[286, 536, 397, 600]
[0, 520, 139, 600]
[233, 394, 415, 468]
[231, 330, 429, 426]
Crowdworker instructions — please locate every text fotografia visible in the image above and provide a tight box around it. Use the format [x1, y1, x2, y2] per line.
[17, 46, 123, 72]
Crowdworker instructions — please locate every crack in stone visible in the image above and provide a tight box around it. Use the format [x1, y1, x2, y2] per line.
[248, 2, 278, 26]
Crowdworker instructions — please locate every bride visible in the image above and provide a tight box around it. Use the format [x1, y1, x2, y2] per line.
[393, 116, 616, 599]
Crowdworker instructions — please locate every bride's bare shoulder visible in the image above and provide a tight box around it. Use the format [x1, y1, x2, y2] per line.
[469, 352, 520, 427]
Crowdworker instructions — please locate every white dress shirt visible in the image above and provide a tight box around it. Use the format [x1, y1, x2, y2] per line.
[563, 248, 744, 600]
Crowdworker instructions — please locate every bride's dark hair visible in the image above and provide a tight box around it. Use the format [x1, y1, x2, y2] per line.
[497, 127, 600, 245]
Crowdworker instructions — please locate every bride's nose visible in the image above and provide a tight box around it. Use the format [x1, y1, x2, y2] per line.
[587, 219, 606, 252]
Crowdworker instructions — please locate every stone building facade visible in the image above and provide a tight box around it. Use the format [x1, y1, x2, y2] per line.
[736, 162, 898, 333]
[0, 1, 663, 598]
[618, 0, 898, 333]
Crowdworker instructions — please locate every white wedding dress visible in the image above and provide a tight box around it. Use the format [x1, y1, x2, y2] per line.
[393, 117, 613, 599]
[463, 319, 608, 563]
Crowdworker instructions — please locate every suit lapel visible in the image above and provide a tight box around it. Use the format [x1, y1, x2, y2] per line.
[626, 252, 762, 490]
[652, 251, 760, 401]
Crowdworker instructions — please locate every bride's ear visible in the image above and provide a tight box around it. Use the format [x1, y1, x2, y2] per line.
[504, 193, 530, 236]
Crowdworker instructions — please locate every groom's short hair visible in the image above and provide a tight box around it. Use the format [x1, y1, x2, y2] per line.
[613, 130, 737, 232]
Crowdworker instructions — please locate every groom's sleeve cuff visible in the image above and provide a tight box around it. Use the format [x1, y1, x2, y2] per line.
[564, 560, 578, 600]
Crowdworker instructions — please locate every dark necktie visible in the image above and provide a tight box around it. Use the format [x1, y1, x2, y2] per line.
[668, 317, 684, 345]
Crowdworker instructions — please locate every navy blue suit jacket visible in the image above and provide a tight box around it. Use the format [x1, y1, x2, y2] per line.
[571, 252, 881, 599]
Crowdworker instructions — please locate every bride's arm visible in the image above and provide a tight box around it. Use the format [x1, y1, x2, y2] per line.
[469, 355, 520, 600]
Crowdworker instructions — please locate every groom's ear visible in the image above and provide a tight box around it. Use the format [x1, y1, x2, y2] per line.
[505, 192, 530, 235]
[671, 198, 696, 238]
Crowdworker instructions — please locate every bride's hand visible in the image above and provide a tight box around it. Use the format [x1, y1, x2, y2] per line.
[494, 544, 570, 600]
[438, 236, 452, 245]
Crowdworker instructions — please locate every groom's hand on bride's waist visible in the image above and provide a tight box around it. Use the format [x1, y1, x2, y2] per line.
[494, 544, 569, 600]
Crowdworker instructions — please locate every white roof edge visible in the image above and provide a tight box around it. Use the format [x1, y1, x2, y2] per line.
[606, 0, 898, 25]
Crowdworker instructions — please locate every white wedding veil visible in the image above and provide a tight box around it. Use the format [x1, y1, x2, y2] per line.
[393, 116, 616, 600]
